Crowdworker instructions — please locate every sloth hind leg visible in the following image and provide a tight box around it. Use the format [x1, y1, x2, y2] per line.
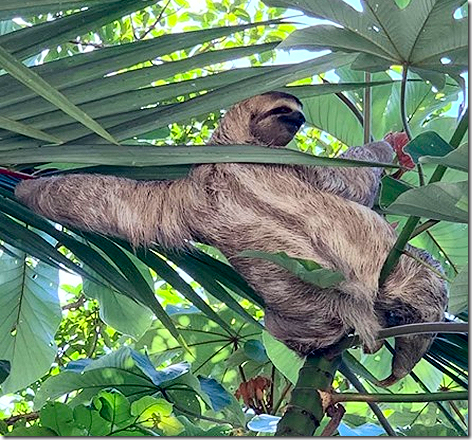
[264, 289, 382, 356]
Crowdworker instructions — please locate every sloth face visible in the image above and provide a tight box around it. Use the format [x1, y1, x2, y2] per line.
[209, 91, 305, 147]
[250, 93, 305, 147]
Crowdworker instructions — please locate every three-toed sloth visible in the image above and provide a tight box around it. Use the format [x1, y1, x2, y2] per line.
[16, 92, 447, 385]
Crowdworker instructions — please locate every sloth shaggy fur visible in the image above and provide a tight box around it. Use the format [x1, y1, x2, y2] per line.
[16, 91, 447, 384]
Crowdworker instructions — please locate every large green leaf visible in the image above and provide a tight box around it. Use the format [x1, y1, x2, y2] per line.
[0, 43, 279, 129]
[386, 180, 468, 223]
[0, 20, 284, 114]
[135, 309, 262, 382]
[421, 142, 468, 172]
[0, 115, 62, 143]
[83, 274, 154, 341]
[262, 331, 304, 384]
[265, 0, 467, 84]
[0, 245, 61, 394]
[0, 75, 395, 136]
[301, 93, 363, 146]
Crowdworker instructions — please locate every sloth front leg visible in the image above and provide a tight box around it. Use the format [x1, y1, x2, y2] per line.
[299, 141, 394, 207]
[15, 174, 203, 249]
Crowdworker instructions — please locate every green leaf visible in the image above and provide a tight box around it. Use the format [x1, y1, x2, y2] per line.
[0, 360, 10, 385]
[405, 131, 454, 164]
[158, 247, 263, 329]
[69, 233, 184, 347]
[40, 402, 81, 436]
[83, 275, 154, 340]
[33, 368, 156, 410]
[301, 93, 363, 146]
[93, 390, 134, 429]
[1, 143, 398, 168]
[73, 404, 112, 436]
[126, 246, 235, 335]
[448, 265, 468, 315]
[379, 176, 414, 208]
[83, 347, 190, 386]
[420, 142, 468, 172]
[177, 415, 231, 436]
[262, 331, 304, 384]
[1, 43, 279, 128]
[86, 52, 358, 142]
[0, 245, 61, 394]
[131, 395, 183, 434]
[198, 376, 232, 411]
[244, 340, 269, 363]
[0, 44, 119, 145]
[239, 250, 345, 287]
[386, 181, 468, 223]
[266, 0, 467, 82]
[5, 426, 57, 436]
[0, 115, 62, 143]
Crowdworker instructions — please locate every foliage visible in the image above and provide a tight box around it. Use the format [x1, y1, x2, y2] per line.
[0, 0, 468, 437]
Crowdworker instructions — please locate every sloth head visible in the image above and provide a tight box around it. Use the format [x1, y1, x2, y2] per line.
[210, 91, 305, 147]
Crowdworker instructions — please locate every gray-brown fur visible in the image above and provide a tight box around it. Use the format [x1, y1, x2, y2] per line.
[15, 92, 447, 384]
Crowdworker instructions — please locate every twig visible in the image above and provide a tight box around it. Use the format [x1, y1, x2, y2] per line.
[62, 295, 86, 311]
[323, 322, 468, 357]
[400, 65, 412, 140]
[139, 0, 172, 40]
[320, 404, 346, 436]
[339, 362, 397, 436]
[410, 219, 440, 239]
[273, 380, 293, 414]
[68, 39, 105, 49]
[363, 72, 372, 144]
[378, 322, 468, 340]
[4, 412, 39, 426]
[320, 77, 364, 127]
[402, 249, 452, 282]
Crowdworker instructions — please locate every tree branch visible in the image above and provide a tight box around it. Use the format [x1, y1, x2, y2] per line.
[275, 355, 341, 436]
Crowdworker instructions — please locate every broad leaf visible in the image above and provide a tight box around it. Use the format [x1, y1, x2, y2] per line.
[262, 331, 304, 384]
[266, 0, 467, 84]
[0, 245, 61, 394]
[386, 181, 468, 223]
[420, 142, 468, 172]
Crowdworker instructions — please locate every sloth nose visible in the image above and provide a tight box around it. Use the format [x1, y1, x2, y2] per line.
[282, 110, 306, 128]
[292, 111, 306, 126]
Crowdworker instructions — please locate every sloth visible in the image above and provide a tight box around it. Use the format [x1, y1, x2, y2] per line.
[15, 91, 447, 385]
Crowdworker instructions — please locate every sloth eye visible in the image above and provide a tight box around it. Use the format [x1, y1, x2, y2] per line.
[273, 106, 293, 114]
